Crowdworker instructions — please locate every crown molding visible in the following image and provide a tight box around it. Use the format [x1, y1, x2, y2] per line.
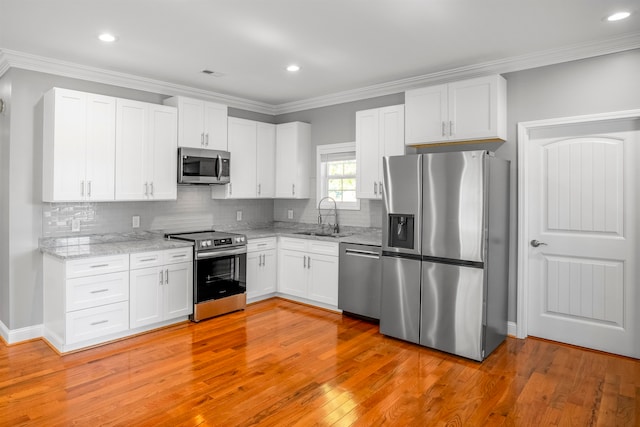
[2, 31, 639, 116]
[0, 49, 275, 115]
[273, 32, 640, 114]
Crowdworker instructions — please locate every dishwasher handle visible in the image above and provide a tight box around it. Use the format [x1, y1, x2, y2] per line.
[344, 248, 380, 259]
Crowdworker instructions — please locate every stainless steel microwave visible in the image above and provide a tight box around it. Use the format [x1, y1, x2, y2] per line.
[178, 147, 230, 185]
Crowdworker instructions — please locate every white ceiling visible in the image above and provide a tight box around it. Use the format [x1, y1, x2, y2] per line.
[1, 0, 639, 113]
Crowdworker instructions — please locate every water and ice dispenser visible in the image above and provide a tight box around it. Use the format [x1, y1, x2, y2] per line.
[388, 214, 414, 249]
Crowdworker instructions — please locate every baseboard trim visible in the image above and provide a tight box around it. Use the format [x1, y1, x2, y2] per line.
[507, 321, 518, 338]
[0, 321, 44, 345]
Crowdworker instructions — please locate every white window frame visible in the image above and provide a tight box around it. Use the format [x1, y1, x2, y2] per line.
[316, 142, 360, 211]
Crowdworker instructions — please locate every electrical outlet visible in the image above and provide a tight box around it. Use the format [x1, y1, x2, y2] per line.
[132, 215, 140, 228]
[287, 209, 294, 219]
[71, 219, 80, 232]
[236, 210, 242, 221]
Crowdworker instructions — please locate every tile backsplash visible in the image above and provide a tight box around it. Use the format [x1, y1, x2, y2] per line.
[42, 186, 275, 237]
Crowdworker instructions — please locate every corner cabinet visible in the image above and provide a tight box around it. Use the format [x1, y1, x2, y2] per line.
[115, 100, 178, 201]
[246, 237, 277, 302]
[277, 237, 339, 310]
[356, 105, 405, 199]
[275, 122, 311, 198]
[405, 75, 507, 145]
[43, 88, 117, 202]
[164, 96, 228, 150]
[211, 118, 276, 199]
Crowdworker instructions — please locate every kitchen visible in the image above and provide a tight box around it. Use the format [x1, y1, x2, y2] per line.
[2, 1, 640, 424]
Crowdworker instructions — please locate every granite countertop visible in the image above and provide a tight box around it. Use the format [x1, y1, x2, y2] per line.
[235, 224, 382, 246]
[39, 224, 382, 261]
[39, 231, 193, 260]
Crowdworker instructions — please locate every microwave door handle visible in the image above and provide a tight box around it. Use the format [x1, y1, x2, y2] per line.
[217, 154, 222, 180]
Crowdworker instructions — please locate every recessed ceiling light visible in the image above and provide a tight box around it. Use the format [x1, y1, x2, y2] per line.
[98, 33, 117, 42]
[286, 64, 300, 72]
[607, 11, 631, 21]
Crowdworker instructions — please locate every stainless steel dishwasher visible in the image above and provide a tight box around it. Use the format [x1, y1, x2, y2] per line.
[338, 242, 382, 320]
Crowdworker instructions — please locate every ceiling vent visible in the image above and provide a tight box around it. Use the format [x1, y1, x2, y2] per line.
[201, 69, 225, 77]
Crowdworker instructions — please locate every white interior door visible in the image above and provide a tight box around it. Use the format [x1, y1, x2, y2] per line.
[526, 119, 639, 358]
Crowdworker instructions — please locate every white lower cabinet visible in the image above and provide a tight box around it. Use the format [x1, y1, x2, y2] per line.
[246, 237, 277, 302]
[277, 237, 339, 309]
[129, 248, 193, 329]
[43, 246, 192, 353]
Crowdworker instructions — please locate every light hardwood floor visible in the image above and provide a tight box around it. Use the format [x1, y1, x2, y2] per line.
[1, 298, 639, 426]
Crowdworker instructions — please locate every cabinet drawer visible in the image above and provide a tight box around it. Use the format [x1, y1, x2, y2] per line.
[248, 237, 277, 252]
[308, 240, 339, 256]
[66, 271, 129, 312]
[130, 251, 163, 269]
[65, 301, 129, 344]
[66, 254, 129, 279]
[162, 247, 193, 264]
[278, 237, 307, 251]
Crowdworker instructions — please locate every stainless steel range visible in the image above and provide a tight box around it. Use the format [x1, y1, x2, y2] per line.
[166, 230, 247, 322]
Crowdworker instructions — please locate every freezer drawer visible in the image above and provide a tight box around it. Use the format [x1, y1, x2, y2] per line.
[338, 243, 382, 319]
[380, 255, 421, 344]
[420, 260, 485, 361]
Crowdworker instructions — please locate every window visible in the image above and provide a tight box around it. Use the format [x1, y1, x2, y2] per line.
[317, 142, 360, 210]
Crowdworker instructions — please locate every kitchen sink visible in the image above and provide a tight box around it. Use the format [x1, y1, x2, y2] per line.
[293, 231, 351, 238]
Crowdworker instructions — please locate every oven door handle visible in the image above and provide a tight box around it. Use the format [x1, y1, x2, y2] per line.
[195, 246, 247, 260]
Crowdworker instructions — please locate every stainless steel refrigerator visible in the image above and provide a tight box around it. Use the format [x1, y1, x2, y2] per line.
[380, 151, 509, 361]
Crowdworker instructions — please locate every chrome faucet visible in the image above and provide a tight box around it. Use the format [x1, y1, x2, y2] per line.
[317, 196, 339, 234]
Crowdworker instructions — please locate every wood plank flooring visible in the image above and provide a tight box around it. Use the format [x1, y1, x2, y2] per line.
[1, 298, 639, 426]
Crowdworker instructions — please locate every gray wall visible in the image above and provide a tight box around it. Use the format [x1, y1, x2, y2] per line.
[0, 70, 11, 327]
[2, 49, 639, 331]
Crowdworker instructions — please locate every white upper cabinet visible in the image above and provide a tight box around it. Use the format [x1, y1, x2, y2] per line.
[356, 105, 404, 199]
[164, 96, 228, 150]
[405, 75, 507, 145]
[211, 118, 275, 199]
[115, 100, 177, 201]
[43, 88, 116, 202]
[275, 122, 311, 199]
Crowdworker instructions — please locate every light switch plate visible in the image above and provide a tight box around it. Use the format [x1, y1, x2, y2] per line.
[287, 209, 294, 219]
[132, 215, 140, 228]
[236, 210, 242, 221]
[71, 219, 80, 232]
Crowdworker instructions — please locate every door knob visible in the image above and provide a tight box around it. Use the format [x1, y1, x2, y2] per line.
[530, 239, 547, 247]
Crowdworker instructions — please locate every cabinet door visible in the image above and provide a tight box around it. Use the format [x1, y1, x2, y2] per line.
[46, 88, 87, 201]
[448, 76, 498, 141]
[277, 249, 307, 298]
[261, 249, 277, 294]
[85, 94, 116, 201]
[355, 108, 381, 199]
[307, 253, 339, 306]
[256, 122, 276, 198]
[203, 102, 228, 151]
[178, 98, 205, 148]
[164, 261, 193, 320]
[227, 118, 257, 198]
[148, 105, 177, 200]
[246, 251, 261, 300]
[130, 266, 163, 328]
[115, 99, 148, 200]
[275, 122, 310, 198]
[405, 84, 448, 145]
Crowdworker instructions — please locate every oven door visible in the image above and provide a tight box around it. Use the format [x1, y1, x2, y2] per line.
[194, 247, 246, 303]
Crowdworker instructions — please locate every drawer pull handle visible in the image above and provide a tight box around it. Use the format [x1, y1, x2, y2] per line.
[90, 264, 109, 269]
[172, 254, 186, 258]
[140, 258, 156, 262]
[90, 289, 109, 294]
[90, 320, 109, 326]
